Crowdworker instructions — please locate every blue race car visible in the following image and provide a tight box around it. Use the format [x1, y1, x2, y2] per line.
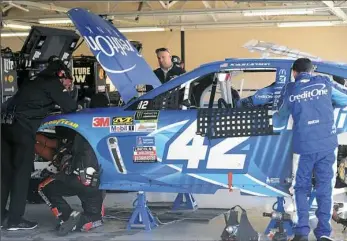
[36, 8, 347, 200]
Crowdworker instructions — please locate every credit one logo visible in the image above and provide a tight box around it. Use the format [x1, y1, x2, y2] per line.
[83, 26, 137, 74]
[289, 84, 328, 102]
[255, 94, 273, 99]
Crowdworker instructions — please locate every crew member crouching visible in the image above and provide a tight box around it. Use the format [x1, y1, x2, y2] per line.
[38, 132, 104, 236]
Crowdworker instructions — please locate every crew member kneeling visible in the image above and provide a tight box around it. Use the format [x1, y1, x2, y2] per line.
[38, 133, 104, 236]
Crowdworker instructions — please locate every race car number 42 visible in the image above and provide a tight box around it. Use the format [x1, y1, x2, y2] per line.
[166, 121, 249, 170]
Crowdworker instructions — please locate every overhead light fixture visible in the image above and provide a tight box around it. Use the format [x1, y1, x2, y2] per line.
[3, 22, 31, 29]
[39, 18, 72, 24]
[119, 27, 165, 33]
[277, 21, 340, 27]
[1, 32, 30, 37]
[243, 9, 315, 16]
[1, 27, 165, 38]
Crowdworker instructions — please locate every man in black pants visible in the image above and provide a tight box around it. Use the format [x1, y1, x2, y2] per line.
[38, 95, 107, 236]
[1, 57, 78, 231]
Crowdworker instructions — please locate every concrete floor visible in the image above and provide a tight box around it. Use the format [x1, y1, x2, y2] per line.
[1, 190, 347, 241]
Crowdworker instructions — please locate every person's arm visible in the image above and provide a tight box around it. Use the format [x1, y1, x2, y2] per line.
[275, 83, 291, 117]
[236, 83, 275, 108]
[44, 78, 78, 113]
[330, 78, 347, 107]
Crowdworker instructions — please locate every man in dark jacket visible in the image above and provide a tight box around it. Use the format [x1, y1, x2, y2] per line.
[153, 48, 185, 84]
[1, 56, 78, 231]
[37, 94, 107, 236]
[38, 132, 104, 236]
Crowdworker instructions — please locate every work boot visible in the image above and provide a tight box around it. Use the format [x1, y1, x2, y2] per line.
[291, 235, 309, 241]
[318, 236, 335, 241]
[57, 211, 103, 236]
[57, 211, 81, 236]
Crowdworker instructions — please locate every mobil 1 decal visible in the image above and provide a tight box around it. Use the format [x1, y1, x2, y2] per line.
[133, 136, 157, 163]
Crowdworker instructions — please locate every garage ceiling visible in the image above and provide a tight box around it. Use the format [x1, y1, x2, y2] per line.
[1, 0, 347, 34]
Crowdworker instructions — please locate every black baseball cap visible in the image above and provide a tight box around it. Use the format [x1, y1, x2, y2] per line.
[292, 58, 313, 73]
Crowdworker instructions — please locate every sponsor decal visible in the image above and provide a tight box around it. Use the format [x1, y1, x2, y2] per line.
[92, 117, 110, 127]
[229, 62, 271, 67]
[134, 110, 159, 122]
[308, 119, 319, 125]
[133, 146, 157, 163]
[4, 75, 14, 83]
[112, 116, 133, 125]
[110, 125, 135, 133]
[289, 84, 328, 102]
[266, 177, 280, 184]
[220, 63, 228, 68]
[255, 94, 273, 99]
[136, 136, 155, 147]
[83, 28, 137, 74]
[278, 69, 286, 84]
[3, 59, 14, 73]
[42, 119, 79, 128]
[4, 86, 15, 93]
[73, 67, 91, 83]
[99, 68, 105, 80]
[135, 123, 157, 132]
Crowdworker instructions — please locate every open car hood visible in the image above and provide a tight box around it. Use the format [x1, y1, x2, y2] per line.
[67, 8, 162, 103]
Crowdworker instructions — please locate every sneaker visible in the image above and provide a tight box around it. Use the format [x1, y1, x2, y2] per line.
[6, 218, 38, 231]
[319, 236, 335, 241]
[291, 235, 309, 241]
[81, 219, 103, 232]
[57, 211, 81, 236]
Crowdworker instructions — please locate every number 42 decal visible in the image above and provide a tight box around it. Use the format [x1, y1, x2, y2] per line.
[166, 121, 249, 170]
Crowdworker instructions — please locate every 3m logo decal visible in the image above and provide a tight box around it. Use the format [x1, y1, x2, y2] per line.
[112, 116, 133, 125]
[92, 117, 110, 127]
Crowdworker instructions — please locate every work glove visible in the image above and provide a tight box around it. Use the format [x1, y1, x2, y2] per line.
[77, 167, 100, 187]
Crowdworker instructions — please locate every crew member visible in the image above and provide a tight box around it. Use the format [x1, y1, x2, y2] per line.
[1, 56, 78, 230]
[153, 48, 185, 84]
[38, 133, 104, 236]
[274, 58, 347, 241]
[38, 94, 107, 236]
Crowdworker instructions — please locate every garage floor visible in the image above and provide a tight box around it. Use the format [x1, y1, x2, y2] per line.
[1, 190, 347, 241]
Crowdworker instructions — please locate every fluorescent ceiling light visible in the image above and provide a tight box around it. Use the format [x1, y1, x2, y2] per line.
[243, 9, 314, 16]
[3, 22, 31, 29]
[1, 27, 165, 38]
[1, 32, 30, 37]
[277, 21, 340, 27]
[39, 19, 72, 24]
[119, 27, 165, 32]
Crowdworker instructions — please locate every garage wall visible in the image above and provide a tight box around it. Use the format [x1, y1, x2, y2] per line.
[2, 26, 347, 71]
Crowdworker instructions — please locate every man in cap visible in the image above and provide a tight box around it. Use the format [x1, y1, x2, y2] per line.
[1, 56, 78, 231]
[274, 58, 347, 241]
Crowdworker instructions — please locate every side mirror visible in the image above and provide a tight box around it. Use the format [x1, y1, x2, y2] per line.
[182, 99, 191, 107]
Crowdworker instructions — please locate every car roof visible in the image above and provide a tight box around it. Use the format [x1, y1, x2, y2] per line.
[123, 57, 347, 108]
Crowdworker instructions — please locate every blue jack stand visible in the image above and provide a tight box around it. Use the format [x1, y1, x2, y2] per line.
[127, 191, 158, 231]
[264, 197, 293, 238]
[172, 193, 198, 211]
